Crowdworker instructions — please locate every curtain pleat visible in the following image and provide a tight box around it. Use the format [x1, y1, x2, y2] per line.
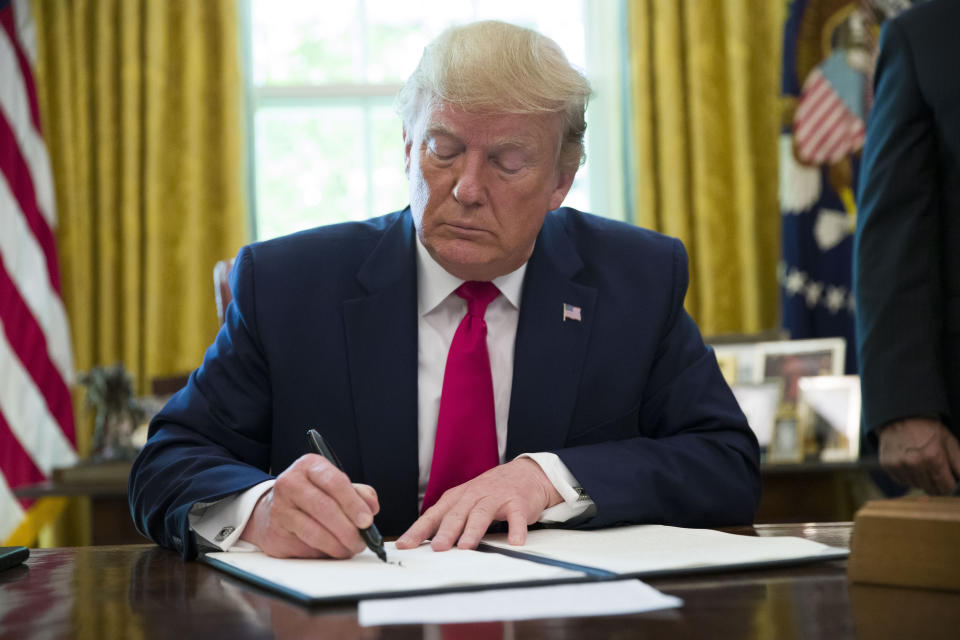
[627, 0, 784, 335]
[30, 0, 248, 545]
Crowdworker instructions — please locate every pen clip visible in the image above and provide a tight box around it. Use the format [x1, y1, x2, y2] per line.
[306, 429, 345, 469]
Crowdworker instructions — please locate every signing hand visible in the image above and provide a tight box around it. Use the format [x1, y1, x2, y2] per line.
[395, 457, 563, 552]
[239, 453, 379, 558]
[878, 417, 960, 495]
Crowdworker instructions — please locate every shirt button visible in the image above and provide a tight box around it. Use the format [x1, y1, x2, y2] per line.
[215, 526, 235, 542]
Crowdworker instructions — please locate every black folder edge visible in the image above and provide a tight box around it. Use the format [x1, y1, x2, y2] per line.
[200, 544, 848, 606]
[478, 543, 850, 581]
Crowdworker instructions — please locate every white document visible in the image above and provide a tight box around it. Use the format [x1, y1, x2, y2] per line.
[204, 542, 581, 601]
[358, 579, 682, 626]
[482, 525, 848, 575]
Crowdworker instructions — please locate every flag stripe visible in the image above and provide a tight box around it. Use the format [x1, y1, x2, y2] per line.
[1, 0, 76, 546]
[0, 21, 56, 229]
[797, 90, 842, 145]
[0, 469, 27, 542]
[820, 126, 855, 163]
[0, 316, 77, 477]
[795, 75, 830, 127]
[0, 261, 75, 445]
[0, 7, 40, 131]
[799, 103, 845, 159]
[11, 0, 37, 67]
[0, 407, 44, 493]
[0, 174, 73, 383]
[0, 111, 61, 293]
[794, 73, 828, 124]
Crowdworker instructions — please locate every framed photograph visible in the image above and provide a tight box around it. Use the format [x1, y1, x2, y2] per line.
[706, 329, 789, 386]
[797, 375, 861, 462]
[730, 381, 782, 448]
[711, 343, 760, 385]
[768, 411, 804, 463]
[754, 338, 845, 404]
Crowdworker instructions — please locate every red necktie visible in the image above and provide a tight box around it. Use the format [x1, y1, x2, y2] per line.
[421, 281, 501, 513]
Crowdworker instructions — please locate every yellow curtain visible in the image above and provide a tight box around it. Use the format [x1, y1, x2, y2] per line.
[27, 0, 248, 544]
[627, 0, 785, 335]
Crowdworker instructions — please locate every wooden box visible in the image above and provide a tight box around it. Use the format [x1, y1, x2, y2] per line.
[848, 496, 960, 591]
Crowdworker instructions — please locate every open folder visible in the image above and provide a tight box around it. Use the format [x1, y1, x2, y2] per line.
[201, 524, 849, 604]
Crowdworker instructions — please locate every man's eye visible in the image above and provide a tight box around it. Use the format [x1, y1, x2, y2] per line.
[428, 142, 460, 160]
[494, 151, 525, 173]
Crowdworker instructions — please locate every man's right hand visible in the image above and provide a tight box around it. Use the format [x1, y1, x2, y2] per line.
[878, 417, 960, 495]
[239, 453, 379, 558]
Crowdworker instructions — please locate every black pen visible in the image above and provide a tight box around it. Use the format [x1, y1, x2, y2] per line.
[306, 429, 387, 563]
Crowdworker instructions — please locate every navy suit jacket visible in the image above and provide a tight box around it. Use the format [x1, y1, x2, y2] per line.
[854, 0, 960, 442]
[130, 207, 760, 559]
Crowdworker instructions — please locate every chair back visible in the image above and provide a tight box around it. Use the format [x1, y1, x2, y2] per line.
[213, 258, 235, 326]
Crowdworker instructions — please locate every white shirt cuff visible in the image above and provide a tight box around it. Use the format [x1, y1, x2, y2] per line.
[188, 479, 275, 552]
[517, 452, 594, 523]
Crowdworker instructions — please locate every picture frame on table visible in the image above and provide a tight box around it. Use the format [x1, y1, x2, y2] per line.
[754, 338, 846, 404]
[768, 409, 804, 463]
[711, 343, 760, 385]
[730, 381, 782, 450]
[797, 375, 861, 462]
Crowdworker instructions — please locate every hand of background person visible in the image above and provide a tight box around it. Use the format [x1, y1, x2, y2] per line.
[878, 417, 960, 495]
[395, 457, 564, 551]
[239, 454, 379, 558]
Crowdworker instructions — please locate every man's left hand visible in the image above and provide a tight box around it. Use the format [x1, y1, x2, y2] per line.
[395, 458, 563, 551]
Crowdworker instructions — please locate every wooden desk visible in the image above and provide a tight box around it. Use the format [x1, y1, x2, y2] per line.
[2, 523, 958, 639]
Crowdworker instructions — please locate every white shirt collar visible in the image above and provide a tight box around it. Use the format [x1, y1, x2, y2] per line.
[415, 236, 527, 315]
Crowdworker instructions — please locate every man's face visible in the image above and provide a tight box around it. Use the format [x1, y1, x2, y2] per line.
[404, 103, 575, 281]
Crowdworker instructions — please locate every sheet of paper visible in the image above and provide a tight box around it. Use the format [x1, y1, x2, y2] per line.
[205, 542, 581, 600]
[358, 579, 682, 626]
[483, 525, 848, 575]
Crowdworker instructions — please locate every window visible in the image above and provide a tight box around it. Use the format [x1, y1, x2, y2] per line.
[246, 0, 626, 241]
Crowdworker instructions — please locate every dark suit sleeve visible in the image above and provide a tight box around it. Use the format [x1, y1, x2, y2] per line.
[129, 246, 275, 559]
[554, 240, 761, 528]
[853, 18, 949, 440]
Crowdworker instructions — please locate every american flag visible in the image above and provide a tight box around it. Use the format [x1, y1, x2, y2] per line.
[793, 66, 867, 166]
[562, 303, 581, 322]
[1, 0, 77, 543]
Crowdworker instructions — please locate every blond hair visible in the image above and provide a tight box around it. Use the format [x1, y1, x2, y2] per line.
[396, 21, 591, 172]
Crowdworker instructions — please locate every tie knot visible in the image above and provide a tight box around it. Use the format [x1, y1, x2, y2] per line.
[456, 281, 500, 317]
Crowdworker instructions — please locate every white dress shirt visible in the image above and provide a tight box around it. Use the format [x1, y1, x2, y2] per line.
[189, 237, 593, 551]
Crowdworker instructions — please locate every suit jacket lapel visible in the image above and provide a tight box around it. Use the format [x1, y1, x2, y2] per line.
[506, 212, 597, 459]
[342, 211, 420, 532]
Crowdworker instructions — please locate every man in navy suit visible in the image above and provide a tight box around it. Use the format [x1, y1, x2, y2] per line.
[130, 21, 760, 560]
[854, 0, 960, 495]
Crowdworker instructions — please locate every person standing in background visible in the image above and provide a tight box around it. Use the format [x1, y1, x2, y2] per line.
[854, 0, 960, 495]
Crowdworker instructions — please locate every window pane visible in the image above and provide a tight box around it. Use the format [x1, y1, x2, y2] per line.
[363, 0, 475, 83]
[370, 104, 408, 216]
[252, 0, 586, 85]
[254, 103, 409, 241]
[251, 0, 361, 85]
[255, 106, 365, 239]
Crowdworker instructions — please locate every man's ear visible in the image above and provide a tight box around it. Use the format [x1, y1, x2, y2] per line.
[402, 127, 412, 176]
[548, 170, 576, 211]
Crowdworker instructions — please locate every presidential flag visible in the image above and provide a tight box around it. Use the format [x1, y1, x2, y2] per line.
[1, 0, 78, 543]
[778, 0, 912, 374]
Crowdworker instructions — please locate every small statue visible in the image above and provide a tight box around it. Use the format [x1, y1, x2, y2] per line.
[78, 364, 145, 461]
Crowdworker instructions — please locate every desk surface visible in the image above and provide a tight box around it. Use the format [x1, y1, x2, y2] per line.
[1, 523, 957, 639]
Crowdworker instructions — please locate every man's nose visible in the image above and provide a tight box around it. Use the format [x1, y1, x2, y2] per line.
[453, 151, 486, 206]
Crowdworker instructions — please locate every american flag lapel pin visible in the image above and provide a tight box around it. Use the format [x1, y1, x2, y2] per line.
[562, 303, 582, 322]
